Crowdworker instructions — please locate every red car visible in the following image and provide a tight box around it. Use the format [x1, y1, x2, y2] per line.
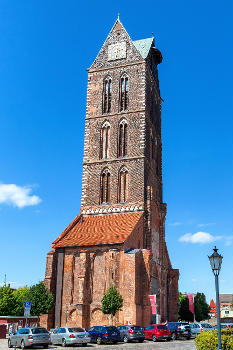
[144, 324, 172, 342]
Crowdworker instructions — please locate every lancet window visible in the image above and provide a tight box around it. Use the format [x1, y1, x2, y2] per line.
[100, 121, 110, 159]
[103, 77, 112, 113]
[119, 75, 128, 111]
[101, 169, 110, 204]
[118, 167, 128, 203]
[118, 120, 128, 157]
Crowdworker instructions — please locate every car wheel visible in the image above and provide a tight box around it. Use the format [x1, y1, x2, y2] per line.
[62, 338, 67, 347]
[96, 337, 102, 345]
[187, 336, 191, 340]
[152, 334, 157, 342]
[82, 343, 87, 347]
[20, 340, 25, 349]
[8, 339, 12, 348]
[138, 339, 144, 342]
[167, 337, 171, 341]
[123, 335, 128, 343]
[171, 332, 176, 340]
[43, 346, 48, 349]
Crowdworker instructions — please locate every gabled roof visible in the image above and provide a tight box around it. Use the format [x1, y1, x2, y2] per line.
[133, 38, 154, 59]
[53, 212, 143, 248]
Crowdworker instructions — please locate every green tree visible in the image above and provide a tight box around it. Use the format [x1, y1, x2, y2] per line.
[178, 293, 194, 322]
[28, 282, 54, 316]
[101, 285, 123, 325]
[12, 287, 30, 316]
[194, 292, 210, 322]
[0, 285, 15, 315]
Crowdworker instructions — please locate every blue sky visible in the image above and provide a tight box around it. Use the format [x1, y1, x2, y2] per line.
[0, 0, 232, 304]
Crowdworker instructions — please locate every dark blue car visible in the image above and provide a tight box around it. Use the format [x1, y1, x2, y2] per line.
[87, 325, 121, 344]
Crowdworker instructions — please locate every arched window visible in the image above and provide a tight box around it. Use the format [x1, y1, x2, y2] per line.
[119, 75, 128, 111]
[100, 122, 110, 159]
[103, 77, 112, 113]
[101, 169, 110, 204]
[118, 120, 127, 157]
[118, 167, 128, 203]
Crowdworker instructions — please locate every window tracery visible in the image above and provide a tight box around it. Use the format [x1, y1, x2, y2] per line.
[103, 77, 112, 114]
[119, 75, 128, 111]
[118, 119, 127, 157]
[100, 121, 110, 159]
[118, 167, 128, 203]
[100, 169, 110, 204]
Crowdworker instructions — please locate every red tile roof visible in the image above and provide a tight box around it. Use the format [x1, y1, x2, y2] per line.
[53, 212, 143, 248]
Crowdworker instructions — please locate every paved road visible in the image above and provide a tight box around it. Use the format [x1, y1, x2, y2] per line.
[0, 339, 196, 349]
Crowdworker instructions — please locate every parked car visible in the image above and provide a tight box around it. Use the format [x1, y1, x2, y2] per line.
[166, 322, 191, 340]
[212, 324, 228, 330]
[190, 322, 213, 337]
[221, 323, 233, 329]
[50, 327, 90, 347]
[87, 325, 121, 345]
[49, 328, 57, 334]
[8, 327, 50, 349]
[144, 324, 171, 341]
[117, 325, 144, 343]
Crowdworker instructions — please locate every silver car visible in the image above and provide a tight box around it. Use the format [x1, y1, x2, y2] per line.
[8, 327, 50, 349]
[190, 322, 213, 337]
[50, 326, 90, 347]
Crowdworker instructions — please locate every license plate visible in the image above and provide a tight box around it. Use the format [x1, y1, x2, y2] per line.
[78, 335, 84, 338]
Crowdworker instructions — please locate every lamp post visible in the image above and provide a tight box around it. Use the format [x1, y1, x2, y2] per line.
[208, 246, 223, 350]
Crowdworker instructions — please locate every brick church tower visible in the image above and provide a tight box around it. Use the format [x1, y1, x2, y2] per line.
[43, 18, 179, 329]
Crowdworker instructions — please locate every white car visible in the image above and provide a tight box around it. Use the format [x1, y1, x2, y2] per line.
[190, 322, 213, 337]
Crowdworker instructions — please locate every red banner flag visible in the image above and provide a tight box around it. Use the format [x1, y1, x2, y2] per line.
[187, 294, 194, 314]
[149, 295, 156, 315]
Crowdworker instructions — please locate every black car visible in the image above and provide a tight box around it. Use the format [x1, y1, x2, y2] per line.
[117, 325, 144, 343]
[166, 322, 191, 340]
[88, 325, 121, 345]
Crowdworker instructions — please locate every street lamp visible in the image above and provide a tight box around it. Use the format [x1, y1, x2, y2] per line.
[208, 246, 223, 350]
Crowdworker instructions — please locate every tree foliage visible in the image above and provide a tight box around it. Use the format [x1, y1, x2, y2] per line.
[194, 292, 210, 322]
[29, 281, 54, 316]
[0, 286, 16, 315]
[178, 293, 194, 322]
[178, 292, 210, 322]
[0, 282, 54, 316]
[101, 285, 123, 324]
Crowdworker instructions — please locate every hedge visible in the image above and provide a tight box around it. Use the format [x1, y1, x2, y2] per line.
[195, 329, 233, 350]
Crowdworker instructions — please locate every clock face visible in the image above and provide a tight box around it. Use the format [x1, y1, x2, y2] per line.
[108, 42, 127, 61]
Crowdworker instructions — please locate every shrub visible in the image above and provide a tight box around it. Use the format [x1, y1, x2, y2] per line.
[195, 330, 233, 350]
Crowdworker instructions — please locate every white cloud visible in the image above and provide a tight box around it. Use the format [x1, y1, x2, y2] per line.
[225, 236, 233, 246]
[168, 221, 182, 226]
[179, 231, 222, 244]
[191, 278, 197, 283]
[197, 223, 216, 228]
[0, 184, 41, 208]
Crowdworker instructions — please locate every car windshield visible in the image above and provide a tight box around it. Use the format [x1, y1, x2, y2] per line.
[201, 324, 212, 328]
[68, 327, 85, 333]
[157, 326, 168, 330]
[131, 326, 143, 331]
[31, 328, 49, 334]
[106, 326, 117, 331]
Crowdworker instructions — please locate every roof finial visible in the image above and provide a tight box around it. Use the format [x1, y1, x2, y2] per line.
[151, 32, 154, 39]
[117, 13, 120, 21]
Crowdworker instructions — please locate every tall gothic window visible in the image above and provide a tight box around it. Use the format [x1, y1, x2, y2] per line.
[120, 75, 128, 111]
[103, 77, 112, 113]
[118, 167, 128, 203]
[100, 122, 110, 159]
[101, 169, 110, 204]
[118, 120, 127, 157]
